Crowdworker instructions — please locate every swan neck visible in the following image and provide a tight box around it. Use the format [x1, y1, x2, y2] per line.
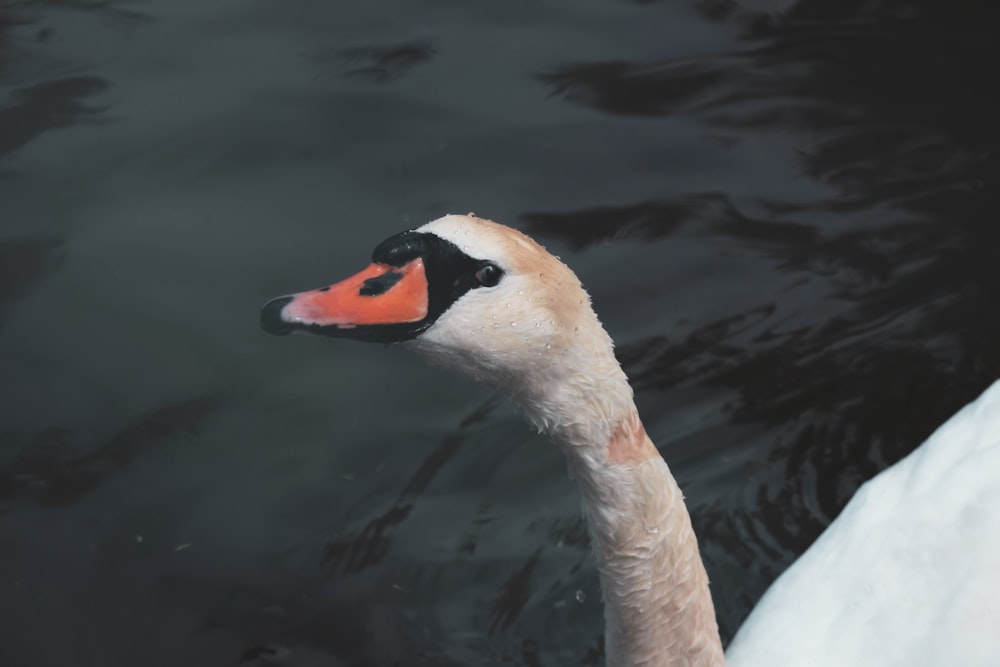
[534, 384, 724, 666]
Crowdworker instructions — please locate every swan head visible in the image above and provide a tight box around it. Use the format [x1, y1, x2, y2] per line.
[261, 214, 629, 437]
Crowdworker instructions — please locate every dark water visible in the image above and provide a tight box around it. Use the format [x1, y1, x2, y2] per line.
[2, 1, 998, 664]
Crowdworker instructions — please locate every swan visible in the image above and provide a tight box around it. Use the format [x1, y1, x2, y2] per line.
[260, 214, 1000, 666]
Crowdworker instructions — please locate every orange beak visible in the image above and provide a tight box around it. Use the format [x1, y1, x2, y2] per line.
[261, 258, 429, 338]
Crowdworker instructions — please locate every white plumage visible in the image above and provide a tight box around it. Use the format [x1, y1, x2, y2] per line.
[727, 376, 1000, 666]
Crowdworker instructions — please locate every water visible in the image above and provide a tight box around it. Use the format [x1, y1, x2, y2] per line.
[2, 1, 998, 665]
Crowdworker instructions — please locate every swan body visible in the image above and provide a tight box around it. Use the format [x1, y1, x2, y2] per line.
[262, 214, 1000, 666]
[727, 375, 1000, 666]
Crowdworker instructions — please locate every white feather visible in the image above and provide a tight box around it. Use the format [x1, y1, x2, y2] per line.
[726, 378, 1000, 666]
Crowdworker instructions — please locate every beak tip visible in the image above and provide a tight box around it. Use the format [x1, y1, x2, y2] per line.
[260, 296, 296, 335]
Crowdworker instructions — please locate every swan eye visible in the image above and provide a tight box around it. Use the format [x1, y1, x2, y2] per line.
[475, 263, 503, 287]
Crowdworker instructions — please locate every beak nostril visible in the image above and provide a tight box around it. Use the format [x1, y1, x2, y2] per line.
[260, 296, 296, 335]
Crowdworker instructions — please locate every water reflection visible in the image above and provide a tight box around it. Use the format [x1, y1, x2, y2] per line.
[0, 236, 62, 330]
[0, 77, 107, 158]
[489, 549, 541, 635]
[322, 399, 496, 574]
[330, 42, 436, 83]
[523, 194, 816, 250]
[0, 396, 221, 507]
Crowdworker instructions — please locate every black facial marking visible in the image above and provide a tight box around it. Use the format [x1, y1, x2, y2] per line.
[359, 270, 403, 296]
[372, 230, 426, 267]
[374, 231, 496, 331]
[268, 230, 501, 343]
